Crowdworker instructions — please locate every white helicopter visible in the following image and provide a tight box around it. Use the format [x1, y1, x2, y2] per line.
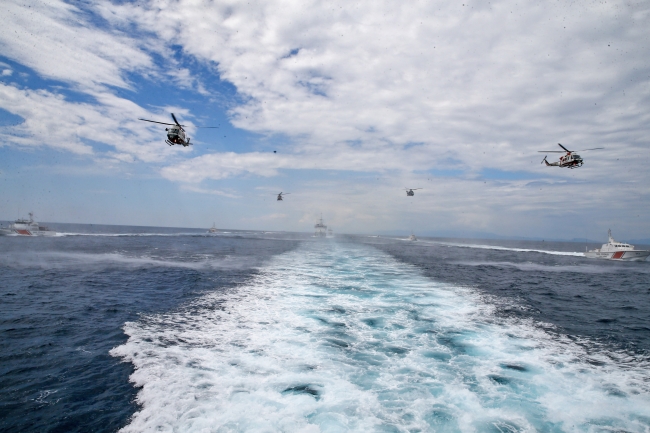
[405, 188, 422, 196]
[539, 143, 603, 168]
[138, 113, 217, 147]
[276, 192, 290, 201]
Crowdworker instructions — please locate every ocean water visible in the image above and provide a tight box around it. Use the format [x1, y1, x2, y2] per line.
[1, 229, 649, 432]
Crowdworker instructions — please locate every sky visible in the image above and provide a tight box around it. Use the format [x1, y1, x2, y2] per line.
[0, 0, 649, 240]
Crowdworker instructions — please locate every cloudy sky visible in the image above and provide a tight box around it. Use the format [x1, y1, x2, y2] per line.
[1, 0, 649, 239]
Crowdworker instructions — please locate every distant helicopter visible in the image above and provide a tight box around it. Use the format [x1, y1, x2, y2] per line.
[276, 192, 290, 201]
[405, 188, 422, 196]
[138, 113, 217, 147]
[539, 143, 603, 168]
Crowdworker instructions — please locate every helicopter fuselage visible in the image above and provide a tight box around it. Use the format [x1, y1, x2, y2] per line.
[545, 152, 583, 168]
[165, 127, 190, 146]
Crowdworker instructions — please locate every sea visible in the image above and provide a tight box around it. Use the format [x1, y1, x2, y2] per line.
[1, 225, 649, 433]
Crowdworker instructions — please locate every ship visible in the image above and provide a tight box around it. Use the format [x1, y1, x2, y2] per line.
[314, 216, 327, 238]
[207, 222, 218, 234]
[0, 213, 56, 236]
[408, 232, 417, 241]
[584, 229, 649, 261]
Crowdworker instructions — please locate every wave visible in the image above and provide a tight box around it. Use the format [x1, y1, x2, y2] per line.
[0, 251, 260, 270]
[453, 261, 650, 273]
[112, 243, 650, 432]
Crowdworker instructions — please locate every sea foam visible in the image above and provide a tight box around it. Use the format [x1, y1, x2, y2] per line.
[112, 242, 650, 432]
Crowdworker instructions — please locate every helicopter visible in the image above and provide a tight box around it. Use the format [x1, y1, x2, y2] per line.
[138, 113, 217, 147]
[405, 188, 422, 196]
[539, 143, 603, 168]
[276, 192, 290, 201]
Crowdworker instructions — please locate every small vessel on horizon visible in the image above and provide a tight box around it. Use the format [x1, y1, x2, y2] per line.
[207, 222, 218, 234]
[408, 232, 417, 241]
[0, 213, 56, 237]
[584, 229, 649, 261]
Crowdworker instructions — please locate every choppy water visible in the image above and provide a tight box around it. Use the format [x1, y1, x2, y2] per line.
[1, 229, 649, 432]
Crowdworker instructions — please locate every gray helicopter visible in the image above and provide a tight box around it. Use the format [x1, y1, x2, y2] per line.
[276, 192, 290, 201]
[405, 188, 422, 196]
[139, 113, 217, 147]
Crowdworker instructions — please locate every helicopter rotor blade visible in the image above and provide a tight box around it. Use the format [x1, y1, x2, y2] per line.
[170, 113, 186, 131]
[138, 118, 176, 126]
[577, 147, 604, 151]
[557, 143, 571, 152]
[538, 151, 565, 153]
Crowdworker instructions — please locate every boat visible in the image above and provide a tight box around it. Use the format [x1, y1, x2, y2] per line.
[408, 233, 417, 241]
[314, 216, 327, 238]
[0, 213, 56, 236]
[207, 222, 218, 234]
[584, 229, 649, 261]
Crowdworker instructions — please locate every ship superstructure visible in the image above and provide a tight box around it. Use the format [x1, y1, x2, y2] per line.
[314, 216, 327, 238]
[584, 229, 649, 261]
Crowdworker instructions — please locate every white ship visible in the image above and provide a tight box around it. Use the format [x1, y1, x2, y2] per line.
[408, 233, 417, 241]
[584, 229, 649, 262]
[207, 222, 218, 234]
[314, 216, 327, 238]
[0, 213, 56, 236]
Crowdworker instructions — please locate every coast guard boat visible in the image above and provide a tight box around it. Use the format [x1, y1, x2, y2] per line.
[0, 213, 56, 236]
[207, 223, 218, 234]
[584, 229, 649, 261]
[408, 232, 417, 241]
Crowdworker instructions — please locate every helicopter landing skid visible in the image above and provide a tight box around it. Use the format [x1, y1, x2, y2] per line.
[166, 140, 175, 146]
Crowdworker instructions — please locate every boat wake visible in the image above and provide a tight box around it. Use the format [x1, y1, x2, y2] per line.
[416, 240, 585, 257]
[112, 242, 650, 432]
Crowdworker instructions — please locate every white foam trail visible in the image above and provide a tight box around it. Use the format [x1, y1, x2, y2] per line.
[415, 239, 585, 257]
[56, 232, 204, 237]
[0, 252, 258, 270]
[453, 261, 650, 273]
[112, 243, 650, 432]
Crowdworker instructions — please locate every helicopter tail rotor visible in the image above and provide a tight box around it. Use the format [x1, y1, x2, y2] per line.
[541, 155, 550, 165]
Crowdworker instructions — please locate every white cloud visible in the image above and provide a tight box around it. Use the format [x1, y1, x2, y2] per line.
[1, 0, 649, 237]
[160, 146, 443, 182]
[0, 83, 185, 162]
[179, 184, 240, 198]
[0, 0, 203, 164]
[0, 0, 154, 91]
[102, 0, 650, 176]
